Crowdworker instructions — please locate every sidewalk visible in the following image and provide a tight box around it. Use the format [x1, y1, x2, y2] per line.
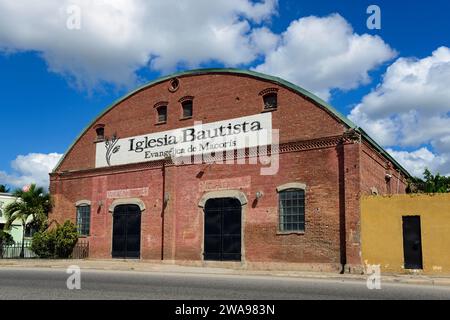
[1, 259, 450, 287]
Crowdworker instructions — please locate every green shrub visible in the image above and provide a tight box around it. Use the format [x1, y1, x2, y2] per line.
[31, 229, 56, 258]
[31, 220, 79, 258]
[55, 221, 79, 258]
[0, 230, 14, 246]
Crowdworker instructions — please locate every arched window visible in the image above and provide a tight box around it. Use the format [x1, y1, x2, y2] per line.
[277, 184, 306, 232]
[76, 202, 91, 236]
[182, 100, 193, 118]
[263, 93, 278, 110]
[94, 124, 105, 141]
[259, 88, 279, 111]
[157, 105, 167, 123]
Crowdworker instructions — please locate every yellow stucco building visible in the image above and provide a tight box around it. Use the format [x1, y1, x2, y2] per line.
[361, 193, 450, 274]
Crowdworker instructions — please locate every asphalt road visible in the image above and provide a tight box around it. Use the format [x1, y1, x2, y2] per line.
[0, 267, 449, 300]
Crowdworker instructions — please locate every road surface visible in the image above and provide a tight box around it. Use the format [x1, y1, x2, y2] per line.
[0, 267, 449, 300]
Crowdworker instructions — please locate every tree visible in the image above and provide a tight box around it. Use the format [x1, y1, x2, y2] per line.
[3, 184, 52, 258]
[0, 185, 10, 193]
[407, 169, 450, 193]
[422, 169, 450, 193]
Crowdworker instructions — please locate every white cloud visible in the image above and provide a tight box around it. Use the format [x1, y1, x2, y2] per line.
[0, 153, 62, 189]
[386, 148, 449, 178]
[0, 4, 396, 100]
[253, 14, 396, 100]
[349, 47, 450, 177]
[250, 27, 279, 54]
[0, 0, 277, 90]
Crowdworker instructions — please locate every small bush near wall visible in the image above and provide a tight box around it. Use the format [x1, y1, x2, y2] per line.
[0, 230, 14, 246]
[55, 221, 79, 258]
[0, 231, 14, 257]
[31, 231, 55, 258]
[31, 221, 79, 259]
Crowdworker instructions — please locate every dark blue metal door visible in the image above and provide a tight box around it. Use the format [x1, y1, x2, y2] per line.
[112, 204, 141, 259]
[204, 198, 241, 261]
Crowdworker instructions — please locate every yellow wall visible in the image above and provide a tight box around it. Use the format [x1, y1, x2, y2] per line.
[361, 193, 450, 274]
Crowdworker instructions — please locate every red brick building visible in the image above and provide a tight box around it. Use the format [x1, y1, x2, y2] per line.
[50, 69, 410, 273]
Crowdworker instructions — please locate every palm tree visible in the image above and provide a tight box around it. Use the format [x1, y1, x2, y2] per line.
[0, 184, 10, 193]
[3, 184, 51, 258]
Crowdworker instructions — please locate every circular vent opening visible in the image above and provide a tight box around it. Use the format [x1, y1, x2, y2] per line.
[169, 78, 179, 92]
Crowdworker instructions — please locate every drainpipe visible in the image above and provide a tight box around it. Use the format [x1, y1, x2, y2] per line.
[161, 156, 171, 261]
[337, 141, 347, 274]
[161, 159, 166, 261]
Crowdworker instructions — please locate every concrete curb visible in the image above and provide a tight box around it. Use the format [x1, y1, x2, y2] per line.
[1, 259, 450, 287]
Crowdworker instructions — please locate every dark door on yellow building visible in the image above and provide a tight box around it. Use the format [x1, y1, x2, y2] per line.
[112, 204, 141, 259]
[402, 216, 423, 269]
[204, 198, 242, 261]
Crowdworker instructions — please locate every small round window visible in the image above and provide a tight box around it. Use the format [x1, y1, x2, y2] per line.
[169, 78, 179, 92]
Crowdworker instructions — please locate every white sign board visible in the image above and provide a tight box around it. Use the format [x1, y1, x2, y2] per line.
[95, 113, 272, 168]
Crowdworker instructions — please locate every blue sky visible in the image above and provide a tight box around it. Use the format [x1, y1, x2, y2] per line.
[1, 0, 450, 188]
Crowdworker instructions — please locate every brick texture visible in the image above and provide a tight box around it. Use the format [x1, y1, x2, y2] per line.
[50, 72, 408, 271]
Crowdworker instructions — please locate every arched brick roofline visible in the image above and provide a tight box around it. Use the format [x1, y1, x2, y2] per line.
[52, 68, 411, 178]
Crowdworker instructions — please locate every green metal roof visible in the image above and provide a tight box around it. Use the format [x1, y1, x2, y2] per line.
[53, 68, 411, 178]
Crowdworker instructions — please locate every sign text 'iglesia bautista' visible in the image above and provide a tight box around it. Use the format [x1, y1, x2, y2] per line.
[95, 113, 272, 168]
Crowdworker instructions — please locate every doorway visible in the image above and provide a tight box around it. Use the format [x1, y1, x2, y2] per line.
[112, 204, 141, 259]
[402, 216, 423, 269]
[204, 198, 242, 261]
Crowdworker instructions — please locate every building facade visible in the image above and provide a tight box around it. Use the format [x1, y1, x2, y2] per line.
[49, 69, 410, 273]
[0, 193, 24, 243]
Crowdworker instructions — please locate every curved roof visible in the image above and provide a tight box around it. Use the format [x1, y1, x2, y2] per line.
[53, 68, 410, 177]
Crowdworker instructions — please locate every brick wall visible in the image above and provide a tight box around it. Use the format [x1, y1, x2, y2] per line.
[360, 142, 408, 196]
[57, 73, 346, 172]
[50, 71, 408, 271]
[51, 147, 344, 263]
